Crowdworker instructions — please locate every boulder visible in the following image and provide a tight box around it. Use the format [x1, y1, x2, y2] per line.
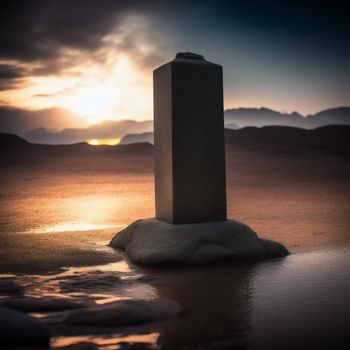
[0, 279, 24, 296]
[58, 271, 123, 292]
[109, 218, 288, 266]
[1, 296, 88, 312]
[64, 298, 183, 327]
[0, 307, 50, 345]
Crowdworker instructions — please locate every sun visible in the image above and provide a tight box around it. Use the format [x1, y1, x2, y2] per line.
[55, 57, 134, 124]
[87, 138, 121, 146]
[66, 88, 118, 123]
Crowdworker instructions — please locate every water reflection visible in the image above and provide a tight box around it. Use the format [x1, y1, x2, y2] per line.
[24, 222, 118, 234]
[139, 262, 256, 349]
[250, 248, 350, 350]
[1, 261, 156, 305]
[51, 332, 160, 349]
[1, 178, 154, 235]
[131, 248, 350, 349]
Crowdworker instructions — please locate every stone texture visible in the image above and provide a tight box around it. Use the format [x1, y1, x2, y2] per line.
[154, 52, 227, 224]
[109, 218, 289, 266]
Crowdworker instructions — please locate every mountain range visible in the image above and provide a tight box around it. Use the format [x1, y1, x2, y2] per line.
[224, 107, 350, 129]
[1, 125, 349, 157]
[25, 120, 153, 144]
[0, 106, 348, 144]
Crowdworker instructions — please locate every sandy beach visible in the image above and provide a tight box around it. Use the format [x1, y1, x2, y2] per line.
[1, 127, 349, 349]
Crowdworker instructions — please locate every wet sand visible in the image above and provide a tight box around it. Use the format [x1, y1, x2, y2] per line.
[0, 127, 349, 349]
[1, 128, 349, 272]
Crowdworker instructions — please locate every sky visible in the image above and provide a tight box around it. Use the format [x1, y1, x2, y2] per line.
[0, 0, 349, 125]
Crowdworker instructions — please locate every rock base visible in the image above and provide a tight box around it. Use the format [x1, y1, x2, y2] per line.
[109, 218, 289, 266]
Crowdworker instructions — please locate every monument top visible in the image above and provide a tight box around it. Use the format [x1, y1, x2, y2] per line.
[175, 52, 205, 60]
[170, 52, 220, 68]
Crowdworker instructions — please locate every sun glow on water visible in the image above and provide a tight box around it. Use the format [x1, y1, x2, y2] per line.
[87, 138, 120, 146]
[51, 333, 160, 349]
[24, 223, 118, 234]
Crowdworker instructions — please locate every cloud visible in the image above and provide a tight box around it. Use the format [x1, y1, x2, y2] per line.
[105, 14, 174, 69]
[0, 80, 23, 91]
[32, 94, 54, 98]
[0, 1, 170, 71]
[0, 2, 176, 124]
[0, 64, 28, 79]
[0, 63, 28, 90]
[1, 1, 124, 61]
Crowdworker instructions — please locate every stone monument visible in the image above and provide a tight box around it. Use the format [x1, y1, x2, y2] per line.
[110, 52, 288, 265]
[154, 52, 226, 224]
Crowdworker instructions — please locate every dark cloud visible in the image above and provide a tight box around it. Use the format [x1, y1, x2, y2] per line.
[0, 0, 129, 62]
[0, 64, 28, 90]
[0, 0, 171, 91]
[0, 80, 23, 91]
[0, 64, 27, 80]
[1, 1, 348, 65]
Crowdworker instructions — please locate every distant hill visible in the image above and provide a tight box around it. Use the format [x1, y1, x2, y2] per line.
[120, 132, 154, 145]
[0, 133, 29, 147]
[224, 125, 350, 154]
[25, 119, 153, 144]
[0, 132, 153, 152]
[1, 126, 349, 172]
[120, 120, 350, 147]
[307, 107, 350, 125]
[225, 122, 238, 130]
[224, 107, 350, 129]
[0, 132, 154, 169]
[2, 125, 349, 155]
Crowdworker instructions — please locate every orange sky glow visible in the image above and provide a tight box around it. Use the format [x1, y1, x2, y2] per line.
[0, 14, 170, 126]
[1, 55, 153, 125]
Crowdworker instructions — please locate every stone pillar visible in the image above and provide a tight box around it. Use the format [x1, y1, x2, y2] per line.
[154, 52, 227, 224]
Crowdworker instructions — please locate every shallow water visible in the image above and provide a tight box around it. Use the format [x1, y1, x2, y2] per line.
[250, 248, 350, 350]
[139, 247, 350, 350]
[1, 248, 349, 349]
